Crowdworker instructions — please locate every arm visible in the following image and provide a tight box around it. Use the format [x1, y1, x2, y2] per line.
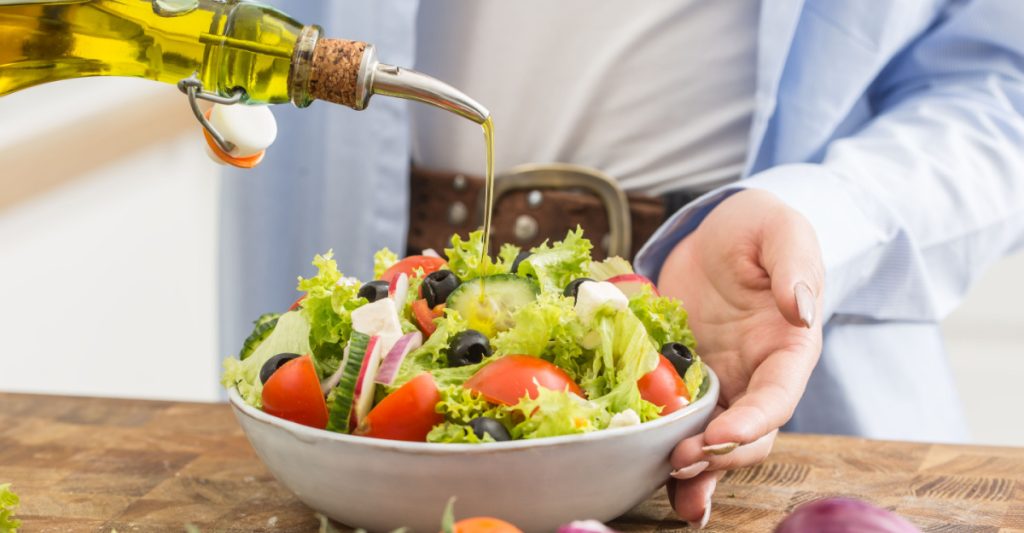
[638, 0, 1024, 323]
[642, 0, 1024, 524]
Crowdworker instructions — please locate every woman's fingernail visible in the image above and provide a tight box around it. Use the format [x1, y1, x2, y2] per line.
[702, 442, 739, 455]
[686, 491, 713, 529]
[794, 281, 815, 328]
[670, 461, 709, 480]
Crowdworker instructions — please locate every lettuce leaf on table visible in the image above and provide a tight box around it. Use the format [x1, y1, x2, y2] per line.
[0, 483, 20, 533]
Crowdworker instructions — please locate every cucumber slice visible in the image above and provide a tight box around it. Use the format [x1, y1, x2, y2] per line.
[239, 312, 280, 360]
[446, 274, 539, 337]
[327, 332, 375, 433]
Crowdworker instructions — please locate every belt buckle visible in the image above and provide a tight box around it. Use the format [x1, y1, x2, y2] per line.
[476, 163, 632, 257]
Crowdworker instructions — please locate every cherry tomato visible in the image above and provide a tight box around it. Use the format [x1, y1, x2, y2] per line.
[357, 372, 443, 441]
[288, 294, 306, 311]
[450, 517, 523, 533]
[637, 354, 690, 415]
[412, 298, 444, 336]
[380, 255, 447, 283]
[261, 355, 328, 429]
[464, 355, 583, 406]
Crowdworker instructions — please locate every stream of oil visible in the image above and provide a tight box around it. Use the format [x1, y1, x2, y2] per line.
[477, 117, 495, 306]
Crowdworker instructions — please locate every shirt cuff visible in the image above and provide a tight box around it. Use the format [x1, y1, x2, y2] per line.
[635, 163, 887, 317]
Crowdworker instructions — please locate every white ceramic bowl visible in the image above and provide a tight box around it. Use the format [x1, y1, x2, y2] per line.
[228, 368, 718, 533]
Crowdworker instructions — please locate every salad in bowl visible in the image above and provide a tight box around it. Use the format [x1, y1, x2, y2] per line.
[222, 228, 709, 443]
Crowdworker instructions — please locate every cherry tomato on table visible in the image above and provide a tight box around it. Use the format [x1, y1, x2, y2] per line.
[464, 355, 583, 406]
[380, 255, 447, 283]
[261, 355, 329, 429]
[450, 517, 523, 533]
[637, 354, 690, 415]
[357, 372, 443, 441]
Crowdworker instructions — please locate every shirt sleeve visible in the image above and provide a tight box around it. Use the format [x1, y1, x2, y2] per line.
[635, 0, 1024, 323]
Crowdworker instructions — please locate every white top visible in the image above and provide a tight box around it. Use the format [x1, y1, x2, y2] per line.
[411, 0, 760, 195]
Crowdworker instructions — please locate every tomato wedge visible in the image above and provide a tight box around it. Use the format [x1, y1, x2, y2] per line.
[412, 298, 444, 336]
[451, 517, 524, 533]
[637, 354, 690, 415]
[464, 355, 583, 406]
[261, 355, 329, 429]
[357, 372, 443, 441]
[380, 255, 447, 283]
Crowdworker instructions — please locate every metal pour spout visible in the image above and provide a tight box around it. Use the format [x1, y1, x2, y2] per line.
[354, 45, 490, 124]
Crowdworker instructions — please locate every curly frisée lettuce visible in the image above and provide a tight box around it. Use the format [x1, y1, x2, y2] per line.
[508, 386, 610, 439]
[223, 227, 708, 442]
[515, 227, 592, 292]
[297, 251, 365, 378]
[0, 483, 20, 533]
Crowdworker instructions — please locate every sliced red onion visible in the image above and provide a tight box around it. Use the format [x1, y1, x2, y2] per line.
[390, 272, 409, 308]
[557, 520, 618, 533]
[320, 344, 350, 395]
[375, 331, 423, 386]
[422, 248, 442, 258]
[775, 498, 921, 533]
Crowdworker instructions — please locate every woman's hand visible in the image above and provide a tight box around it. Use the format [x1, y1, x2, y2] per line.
[656, 189, 824, 528]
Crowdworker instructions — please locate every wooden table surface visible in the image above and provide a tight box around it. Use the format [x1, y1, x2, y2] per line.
[1, 392, 1022, 533]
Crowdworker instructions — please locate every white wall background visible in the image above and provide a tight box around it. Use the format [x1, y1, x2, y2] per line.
[0, 78, 1021, 444]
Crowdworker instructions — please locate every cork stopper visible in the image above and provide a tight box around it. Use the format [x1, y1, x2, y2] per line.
[308, 38, 368, 109]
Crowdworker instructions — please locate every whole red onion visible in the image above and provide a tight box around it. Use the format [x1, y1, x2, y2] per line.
[775, 498, 921, 533]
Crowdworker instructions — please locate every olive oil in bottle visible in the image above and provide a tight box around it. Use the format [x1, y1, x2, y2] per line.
[0, 0, 304, 103]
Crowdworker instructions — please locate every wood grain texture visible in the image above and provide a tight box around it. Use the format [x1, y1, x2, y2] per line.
[1, 392, 1022, 532]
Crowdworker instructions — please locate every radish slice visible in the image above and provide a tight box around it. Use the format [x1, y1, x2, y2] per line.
[606, 273, 659, 298]
[422, 248, 442, 258]
[390, 272, 409, 307]
[352, 335, 384, 429]
[375, 332, 423, 386]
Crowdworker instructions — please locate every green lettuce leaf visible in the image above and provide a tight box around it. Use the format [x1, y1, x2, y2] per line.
[684, 359, 707, 401]
[0, 483, 20, 533]
[427, 422, 494, 444]
[298, 251, 366, 378]
[628, 285, 697, 351]
[222, 311, 312, 408]
[581, 307, 662, 421]
[589, 256, 633, 281]
[444, 231, 512, 280]
[373, 247, 399, 279]
[516, 227, 593, 293]
[491, 293, 586, 381]
[434, 385, 509, 425]
[508, 386, 609, 439]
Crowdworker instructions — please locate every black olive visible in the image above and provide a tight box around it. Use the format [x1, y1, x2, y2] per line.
[259, 352, 301, 384]
[422, 270, 461, 308]
[469, 417, 511, 441]
[661, 342, 694, 377]
[563, 277, 594, 301]
[447, 330, 492, 367]
[358, 280, 390, 302]
[510, 250, 531, 274]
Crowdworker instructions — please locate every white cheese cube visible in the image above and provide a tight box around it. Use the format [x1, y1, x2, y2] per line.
[608, 409, 641, 429]
[351, 298, 403, 338]
[574, 280, 629, 323]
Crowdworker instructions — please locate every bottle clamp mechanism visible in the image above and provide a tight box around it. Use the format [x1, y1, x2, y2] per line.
[177, 73, 277, 169]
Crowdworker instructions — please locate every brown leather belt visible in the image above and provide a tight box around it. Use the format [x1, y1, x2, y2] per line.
[408, 164, 668, 260]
